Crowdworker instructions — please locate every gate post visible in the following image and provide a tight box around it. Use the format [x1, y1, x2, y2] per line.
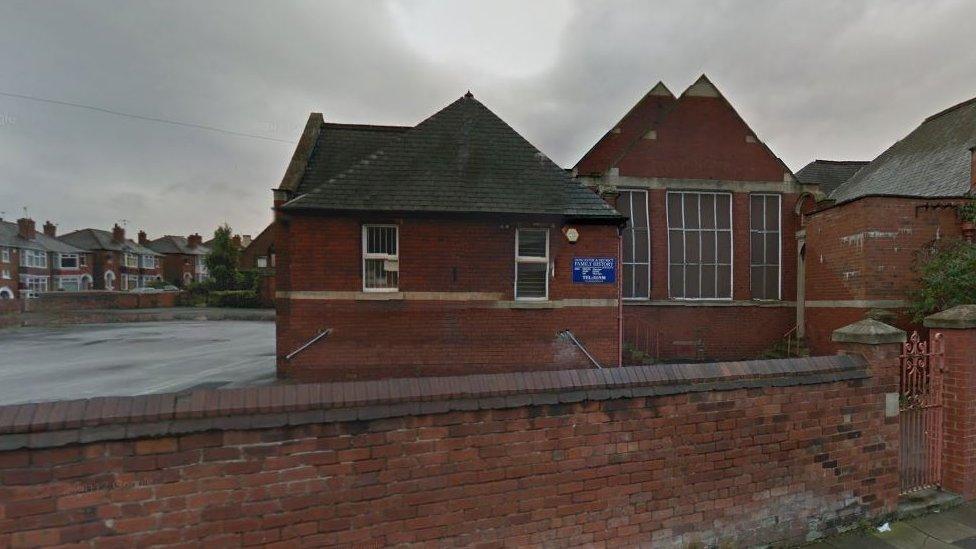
[925, 305, 976, 500]
[832, 319, 906, 511]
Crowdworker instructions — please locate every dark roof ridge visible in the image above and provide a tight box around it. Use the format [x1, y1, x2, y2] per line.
[811, 159, 870, 165]
[924, 95, 976, 123]
[322, 122, 410, 132]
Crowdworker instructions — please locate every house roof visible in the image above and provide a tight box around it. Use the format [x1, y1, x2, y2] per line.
[795, 160, 869, 196]
[0, 221, 85, 254]
[146, 235, 210, 256]
[282, 93, 623, 221]
[295, 123, 408, 195]
[243, 223, 274, 255]
[829, 96, 976, 203]
[59, 229, 160, 256]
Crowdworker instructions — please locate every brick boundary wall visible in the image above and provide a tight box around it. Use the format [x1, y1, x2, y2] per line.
[0, 356, 898, 547]
[23, 291, 180, 313]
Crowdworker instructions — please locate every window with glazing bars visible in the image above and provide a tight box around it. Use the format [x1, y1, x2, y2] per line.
[750, 194, 781, 300]
[618, 189, 650, 299]
[515, 228, 548, 299]
[362, 225, 398, 291]
[667, 191, 733, 299]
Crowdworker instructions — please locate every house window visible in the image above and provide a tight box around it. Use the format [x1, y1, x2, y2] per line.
[59, 253, 79, 269]
[618, 189, 650, 299]
[1, 248, 8, 263]
[362, 225, 398, 291]
[667, 191, 733, 299]
[19, 274, 48, 298]
[20, 249, 47, 268]
[750, 194, 781, 300]
[123, 274, 139, 290]
[1, 269, 10, 280]
[515, 228, 549, 300]
[124, 253, 138, 268]
[256, 256, 268, 268]
[79, 254, 87, 267]
[58, 276, 81, 292]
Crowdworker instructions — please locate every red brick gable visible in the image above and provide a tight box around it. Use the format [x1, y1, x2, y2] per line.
[618, 76, 789, 181]
[573, 82, 675, 176]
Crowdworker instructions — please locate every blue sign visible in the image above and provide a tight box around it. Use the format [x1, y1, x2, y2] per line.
[572, 257, 616, 284]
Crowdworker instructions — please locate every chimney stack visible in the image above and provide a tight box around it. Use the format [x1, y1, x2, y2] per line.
[187, 233, 202, 248]
[241, 234, 252, 248]
[232, 235, 242, 249]
[112, 224, 125, 243]
[17, 218, 36, 240]
[43, 221, 56, 238]
[138, 230, 148, 245]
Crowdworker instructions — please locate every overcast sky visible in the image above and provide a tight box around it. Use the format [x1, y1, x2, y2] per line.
[1, 0, 975, 238]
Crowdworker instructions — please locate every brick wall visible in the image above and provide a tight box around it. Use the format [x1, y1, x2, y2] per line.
[619, 189, 801, 361]
[276, 214, 622, 380]
[0, 355, 899, 547]
[24, 291, 179, 313]
[803, 196, 965, 354]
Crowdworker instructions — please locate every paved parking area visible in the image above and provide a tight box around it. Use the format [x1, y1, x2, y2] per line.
[0, 321, 276, 405]
[811, 501, 976, 548]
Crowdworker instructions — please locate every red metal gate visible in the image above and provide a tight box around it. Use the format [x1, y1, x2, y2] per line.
[899, 331, 944, 493]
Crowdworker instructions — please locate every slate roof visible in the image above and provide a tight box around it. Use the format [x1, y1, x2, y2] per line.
[0, 221, 85, 254]
[795, 160, 869, 196]
[283, 94, 624, 222]
[295, 123, 408, 195]
[59, 229, 160, 256]
[146, 236, 210, 256]
[829, 96, 976, 203]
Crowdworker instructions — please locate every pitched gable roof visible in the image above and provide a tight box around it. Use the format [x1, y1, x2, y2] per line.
[60, 229, 160, 256]
[573, 82, 675, 176]
[146, 235, 210, 256]
[283, 94, 623, 221]
[0, 221, 85, 254]
[576, 75, 794, 184]
[829, 96, 976, 204]
[796, 160, 869, 196]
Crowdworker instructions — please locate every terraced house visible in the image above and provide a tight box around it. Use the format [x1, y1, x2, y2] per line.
[145, 233, 210, 285]
[60, 224, 162, 290]
[574, 75, 818, 361]
[274, 92, 625, 381]
[0, 217, 93, 299]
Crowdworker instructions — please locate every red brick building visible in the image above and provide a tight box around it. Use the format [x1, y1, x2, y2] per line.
[60, 225, 162, 291]
[240, 223, 275, 306]
[274, 93, 625, 381]
[0, 218, 94, 299]
[574, 75, 818, 361]
[798, 96, 976, 354]
[145, 233, 210, 286]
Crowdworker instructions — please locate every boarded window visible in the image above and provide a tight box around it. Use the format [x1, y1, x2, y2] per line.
[667, 192, 732, 299]
[750, 194, 781, 300]
[619, 189, 650, 299]
[362, 225, 399, 291]
[515, 228, 548, 299]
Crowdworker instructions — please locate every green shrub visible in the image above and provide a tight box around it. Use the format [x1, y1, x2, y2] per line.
[207, 290, 260, 308]
[909, 238, 976, 322]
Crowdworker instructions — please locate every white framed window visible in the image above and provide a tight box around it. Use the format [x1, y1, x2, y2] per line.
[58, 276, 81, 292]
[362, 225, 399, 291]
[79, 254, 87, 267]
[140, 255, 157, 269]
[1, 247, 8, 263]
[750, 193, 782, 300]
[124, 253, 139, 268]
[667, 191, 733, 299]
[123, 274, 139, 290]
[618, 189, 650, 299]
[59, 253, 79, 269]
[195, 256, 207, 273]
[1, 269, 10, 280]
[515, 228, 549, 300]
[19, 274, 49, 298]
[256, 256, 268, 268]
[19, 249, 47, 268]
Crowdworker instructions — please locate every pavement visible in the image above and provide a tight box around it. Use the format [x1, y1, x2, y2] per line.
[810, 501, 976, 548]
[0, 321, 276, 405]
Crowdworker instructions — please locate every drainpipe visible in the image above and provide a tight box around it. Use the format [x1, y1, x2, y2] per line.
[618, 229, 623, 366]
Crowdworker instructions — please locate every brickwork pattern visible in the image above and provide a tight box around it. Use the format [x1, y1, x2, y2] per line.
[0, 355, 901, 547]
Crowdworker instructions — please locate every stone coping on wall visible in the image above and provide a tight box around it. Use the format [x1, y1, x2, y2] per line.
[0, 355, 867, 451]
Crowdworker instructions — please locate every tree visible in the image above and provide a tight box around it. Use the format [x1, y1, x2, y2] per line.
[205, 224, 240, 291]
[909, 238, 976, 322]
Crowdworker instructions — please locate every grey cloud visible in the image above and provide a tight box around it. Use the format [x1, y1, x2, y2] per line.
[1, 0, 975, 236]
